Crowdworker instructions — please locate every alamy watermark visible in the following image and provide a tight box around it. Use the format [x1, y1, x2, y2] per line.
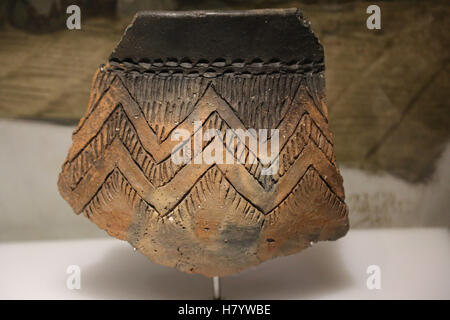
[65, 4, 379, 31]
[66, 5, 81, 30]
[366, 264, 382, 290]
[66, 265, 81, 290]
[171, 123, 280, 175]
[366, 5, 381, 30]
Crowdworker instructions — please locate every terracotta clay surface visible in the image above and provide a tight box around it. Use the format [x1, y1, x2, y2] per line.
[58, 9, 349, 277]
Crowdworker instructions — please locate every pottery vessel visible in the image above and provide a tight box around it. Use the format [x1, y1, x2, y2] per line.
[58, 9, 349, 277]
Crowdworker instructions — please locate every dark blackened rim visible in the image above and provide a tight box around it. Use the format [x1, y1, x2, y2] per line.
[109, 8, 324, 73]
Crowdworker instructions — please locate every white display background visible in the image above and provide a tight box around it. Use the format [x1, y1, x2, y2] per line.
[1, 229, 448, 299]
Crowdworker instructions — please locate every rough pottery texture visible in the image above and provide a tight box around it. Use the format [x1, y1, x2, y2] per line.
[58, 9, 349, 277]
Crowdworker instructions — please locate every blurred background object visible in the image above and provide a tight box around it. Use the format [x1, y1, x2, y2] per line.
[0, 0, 448, 241]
